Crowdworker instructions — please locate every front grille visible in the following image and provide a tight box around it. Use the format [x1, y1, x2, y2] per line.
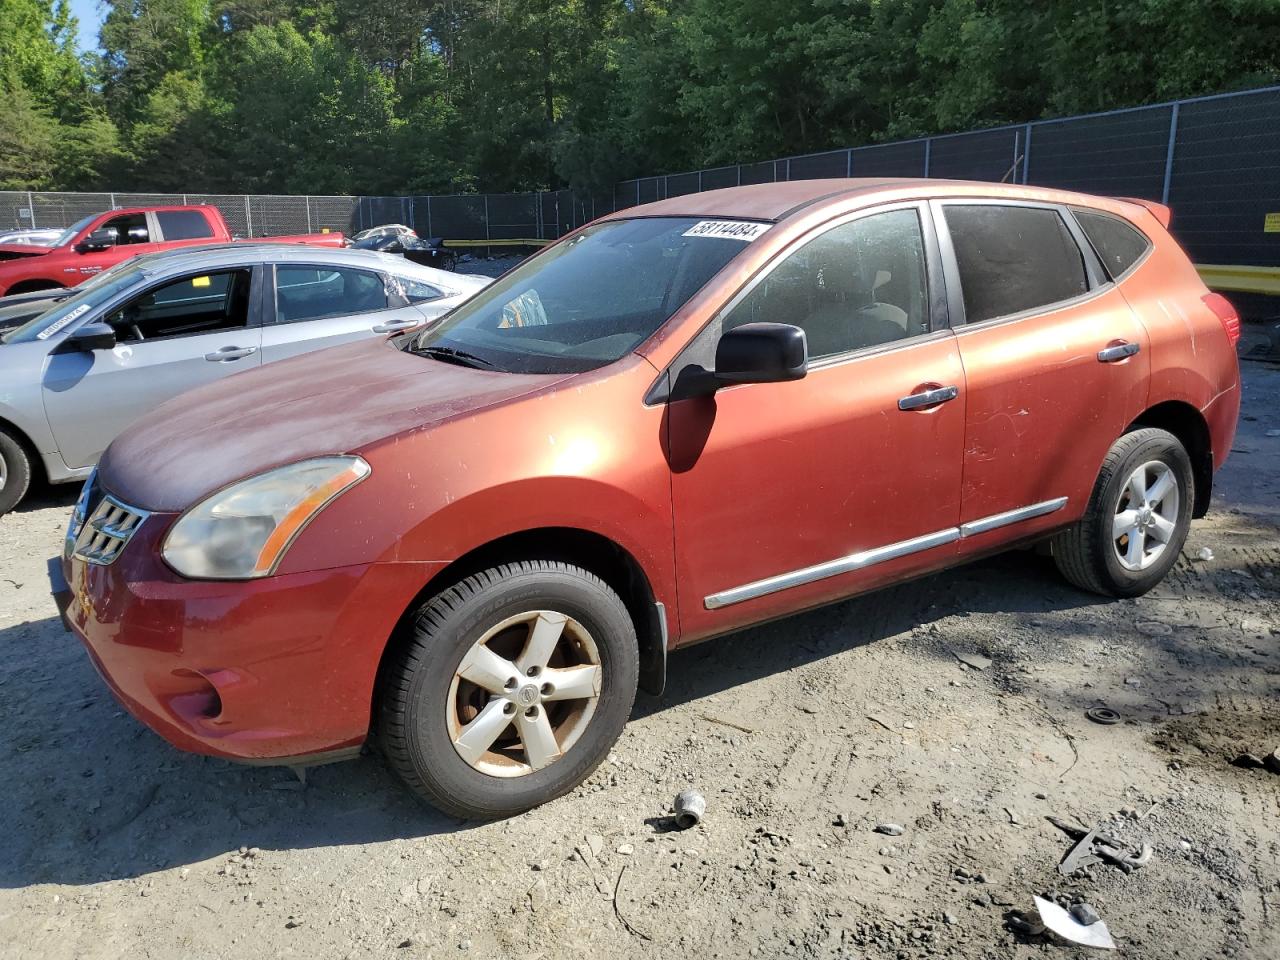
[68, 484, 149, 566]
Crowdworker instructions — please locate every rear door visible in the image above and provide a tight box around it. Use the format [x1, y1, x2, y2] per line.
[932, 200, 1151, 554]
[154, 209, 221, 249]
[42, 266, 263, 469]
[259, 263, 427, 362]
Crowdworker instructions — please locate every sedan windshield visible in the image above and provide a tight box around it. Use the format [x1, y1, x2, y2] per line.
[1, 266, 145, 344]
[409, 217, 764, 373]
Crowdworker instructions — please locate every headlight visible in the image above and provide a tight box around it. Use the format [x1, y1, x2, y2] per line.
[161, 457, 370, 580]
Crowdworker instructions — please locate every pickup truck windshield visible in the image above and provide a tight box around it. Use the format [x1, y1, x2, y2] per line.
[53, 215, 97, 248]
[1, 267, 144, 344]
[408, 217, 764, 373]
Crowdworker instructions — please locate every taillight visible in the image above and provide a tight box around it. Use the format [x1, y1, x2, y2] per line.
[1203, 292, 1241, 345]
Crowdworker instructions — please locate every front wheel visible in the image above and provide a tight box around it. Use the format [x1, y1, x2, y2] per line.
[1052, 427, 1194, 597]
[378, 561, 639, 819]
[0, 428, 33, 516]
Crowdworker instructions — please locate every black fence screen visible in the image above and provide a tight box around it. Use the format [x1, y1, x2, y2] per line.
[4, 85, 1278, 288]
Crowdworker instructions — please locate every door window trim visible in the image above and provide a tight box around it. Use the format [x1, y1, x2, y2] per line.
[265, 263, 397, 326]
[1068, 206, 1155, 283]
[930, 198, 1112, 331]
[647, 200, 951, 404]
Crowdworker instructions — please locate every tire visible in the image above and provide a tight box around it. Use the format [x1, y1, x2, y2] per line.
[1052, 427, 1194, 597]
[0, 428, 32, 516]
[379, 561, 639, 819]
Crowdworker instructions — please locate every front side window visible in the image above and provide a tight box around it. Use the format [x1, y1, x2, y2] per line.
[944, 205, 1089, 324]
[100, 213, 150, 245]
[157, 210, 215, 241]
[724, 209, 930, 360]
[410, 217, 759, 373]
[1073, 209, 1151, 280]
[108, 269, 253, 341]
[275, 266, 389, 323]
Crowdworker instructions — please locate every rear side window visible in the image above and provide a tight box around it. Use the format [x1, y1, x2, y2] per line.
[157, 210, 215, 241]
[1073, 210, 1151, 280]
[944, 205, 1089, 324]
[275, 265, 389, 323]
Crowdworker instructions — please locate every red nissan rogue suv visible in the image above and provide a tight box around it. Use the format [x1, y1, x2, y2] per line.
[51, 179, 1241, 819]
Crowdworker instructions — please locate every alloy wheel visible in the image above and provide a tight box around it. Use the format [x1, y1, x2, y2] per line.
[446, 610, 602, 778]
[1112, 460, 1180, 571]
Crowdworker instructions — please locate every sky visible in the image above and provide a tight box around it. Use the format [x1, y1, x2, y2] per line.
[68, 0, 105, 52]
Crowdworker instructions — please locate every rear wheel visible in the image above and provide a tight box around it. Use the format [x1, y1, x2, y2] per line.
[1052, 428, 1194, 597]
[379, 561, 638, 819]
[0, 428, 32, 515]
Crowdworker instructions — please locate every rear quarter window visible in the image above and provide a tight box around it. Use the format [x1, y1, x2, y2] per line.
[944, 205, 1090, 324]
[157, 210, 215, 241]
[1072, 209, 1152, 280]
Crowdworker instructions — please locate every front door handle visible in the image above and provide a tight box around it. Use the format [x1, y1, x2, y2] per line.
[372, 318, 421, 333]
[204, 346, 258, 362]
[1097, 341, 1140, 363]
[898, 385, 959, 411]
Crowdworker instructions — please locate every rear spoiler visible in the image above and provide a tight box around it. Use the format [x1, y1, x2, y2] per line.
[1114, 197, 1172, 229]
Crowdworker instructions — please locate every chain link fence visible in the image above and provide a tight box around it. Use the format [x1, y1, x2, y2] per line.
[616, 85, 1280, 288]
[3, 85, 1277, 303]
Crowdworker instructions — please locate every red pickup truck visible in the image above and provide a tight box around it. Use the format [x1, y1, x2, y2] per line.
[0, 204, 345, 296]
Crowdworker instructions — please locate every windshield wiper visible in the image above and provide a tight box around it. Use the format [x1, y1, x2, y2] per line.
[414, 344, 497, 370]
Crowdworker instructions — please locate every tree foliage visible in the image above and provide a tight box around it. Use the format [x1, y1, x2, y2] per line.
[1, 0, 1278, 194]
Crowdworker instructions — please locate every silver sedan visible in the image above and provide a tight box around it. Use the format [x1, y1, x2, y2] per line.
[0, 244, 490, 514]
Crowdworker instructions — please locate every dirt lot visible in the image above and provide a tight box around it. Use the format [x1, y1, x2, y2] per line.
[1, 363, 1277, 960]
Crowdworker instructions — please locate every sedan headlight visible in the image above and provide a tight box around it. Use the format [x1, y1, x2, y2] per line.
[162, 457, 370, 580]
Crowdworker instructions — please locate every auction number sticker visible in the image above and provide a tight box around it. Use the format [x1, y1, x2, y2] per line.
[37, 303, 92, 340]
[682, 220, 771, 242]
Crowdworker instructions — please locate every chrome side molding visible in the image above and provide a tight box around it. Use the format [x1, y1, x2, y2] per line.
[704, 496, 1068, 610]
[958, 496, 1069, 537]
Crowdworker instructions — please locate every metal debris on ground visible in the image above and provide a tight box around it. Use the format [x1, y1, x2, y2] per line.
[1035, 896, 1117, 950]
[874, 823, 905, 836]
[1048, 816, 1154, 876]
[1266, 749, 1280, 775]
[1231, 752, 1266, 769]
[672, 789, 706, 829]
[1085, 707, 1121, 725]
[955, 652, 993, 670]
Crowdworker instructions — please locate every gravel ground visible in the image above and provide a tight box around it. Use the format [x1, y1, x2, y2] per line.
[0, 361, 1276, 960]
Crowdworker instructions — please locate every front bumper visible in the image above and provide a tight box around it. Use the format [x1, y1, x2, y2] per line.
[51, 516, 442, 762]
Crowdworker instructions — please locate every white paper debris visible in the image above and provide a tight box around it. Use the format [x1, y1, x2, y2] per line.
[1034, 896, 1116, 950]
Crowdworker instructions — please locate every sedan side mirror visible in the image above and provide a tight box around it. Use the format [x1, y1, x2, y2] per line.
[75, 228, 116, 253]
[65, 322, 117, 351]
[715, 322, 808, 386]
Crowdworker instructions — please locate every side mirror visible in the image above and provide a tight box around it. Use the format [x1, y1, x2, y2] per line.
[714, 322, 808, 386]
[66, 322, 117, 352]
[74, 228, 116, 253]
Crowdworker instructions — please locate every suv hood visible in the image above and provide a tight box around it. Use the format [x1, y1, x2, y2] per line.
[98, 337, 572, 512]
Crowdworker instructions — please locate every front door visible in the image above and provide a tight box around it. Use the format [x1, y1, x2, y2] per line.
[42, 266, 262, 469]
[58, 211, 162, 285]
[667, 206, 967, 641]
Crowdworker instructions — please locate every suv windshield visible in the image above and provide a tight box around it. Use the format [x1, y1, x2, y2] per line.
[409, 217, 764, 373]
[1, 266, 145, 344]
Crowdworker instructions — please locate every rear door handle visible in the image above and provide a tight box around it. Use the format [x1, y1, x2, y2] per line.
[372, 318, 421, 333]
[898, 385, 959, 411]
[204, 346, 258, 362]
[1097, 341, 1140, 363]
